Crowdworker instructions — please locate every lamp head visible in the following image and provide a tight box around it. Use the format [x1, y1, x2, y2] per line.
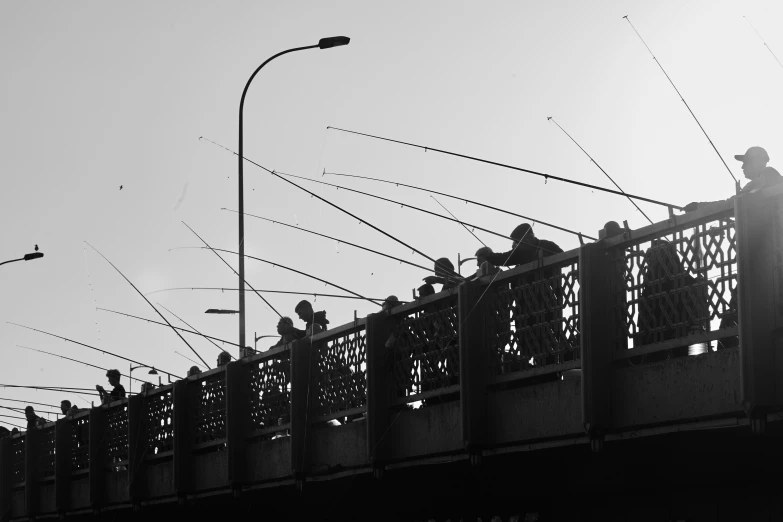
[24, 252, 44, 261]
[148, 368, 158, 375]
[319, 36, 350, 49]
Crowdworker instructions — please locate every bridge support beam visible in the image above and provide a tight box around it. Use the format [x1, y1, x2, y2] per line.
[55, 418, 72, 513]
[366, 311, 393, 474]
[226, 360, 249, 493]
[291, 338, 314, 490]
[173, 380, 190, 500]
[460, 280, 488, 461]
[0, 438, 11, 522]
[580, 241, 615, 450]
[24, 425, 38, 518]
[128, 394, 148, 505]
[89, 408, 106, 510]
[736, 190, 783, 432]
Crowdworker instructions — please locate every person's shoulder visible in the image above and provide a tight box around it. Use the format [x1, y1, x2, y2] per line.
[538, 239, 563, 254]
[763, 167, 783, 184]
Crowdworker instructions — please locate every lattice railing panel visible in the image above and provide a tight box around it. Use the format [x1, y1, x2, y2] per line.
[249, 351, 291, 433]
[486, 257, 580, 376]
[71, 416, 90, 472]
[609, 213, 737, 351]
[147, 389, 173, 455]
[11, 436, 24, 484]
[105, 403, 129, 469]
[314, 327, 367, 418]
[37, 426, 56, 479]
[192, 371, 226, 445]
[391, 296, 460, 400]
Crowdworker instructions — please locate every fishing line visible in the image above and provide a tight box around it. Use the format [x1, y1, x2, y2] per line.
[174, 350, 207, 370]
[7, 321, 181, 378]
[0, 397, 60, 410]
[623, 16, 738, 185]
[97, 308, 242, 349]
[158, 303, 226, 363]
[326, 126, 684, 210]
[18, 345, 148, 384]
[199, 136, 461, 278]
[198, 247, 384, 307]
[181, 221, 283, 319]
[547, 116, 653, 225]
[83, 244, 102, 344]
[323, 171, 596, 240]
[743, 16, 783, 71]
[146, 285, 394, 302]
[221, 209, 435, 273]
[85, 241, 207, 369]
[430, 195, 487, 247]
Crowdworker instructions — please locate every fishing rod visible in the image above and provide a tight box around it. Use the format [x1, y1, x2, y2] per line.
[158, 303, 225, 363]
[0, 405, 56, 420]
[0, 397, 61, 410]
[622, 16, 737, 185]
[17, 345, 148, 384]
[325, 127, 684, 211]
[97, 308, 244, 349]
[147, 284, 395, 302]
[199, 137, 461, 278]
[199, 248, 384, 307]
[181, 221, 282, 319]
[85, 242, 207, 370]
[547, 117, 653, 225]
[743, 16, 783, 71]
[221, 209, 435, 273]
[7, 322, 182, 379]
[430, 195, 487, 247]
[0, 384, 102, 395]
[322, 172, 597, 240]
[175, 350, 206, 369]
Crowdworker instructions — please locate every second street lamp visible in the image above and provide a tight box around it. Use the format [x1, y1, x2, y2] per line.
[0, 251, 44, 267]
[236, 36, 350, 359]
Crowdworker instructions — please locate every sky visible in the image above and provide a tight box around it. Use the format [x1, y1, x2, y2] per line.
[0, 0, 781, 422]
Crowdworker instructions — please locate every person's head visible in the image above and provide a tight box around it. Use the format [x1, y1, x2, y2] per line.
[295, 300, 314, 323]
[188, 366, 201, 377]
[510, 223, 535, 247]
[11, 428, 18, 435]
[0, 426, 9, 439]
[24, 406, 35, 421]
[417, 283, 435, 298]
[277, 316, 294, 335]
[602, 221, 623, 239]
[382, 295, 401, 312]
[106, 369, 121, 387]
[141, 382, 154, 393]
[735, 146, 769, 180]
[60, 400, 71, 415]
[217, 351, 231, 367]
[69, 405, 78, 414]
[475, 246, 494, 267]
[433, 258, 454, 278]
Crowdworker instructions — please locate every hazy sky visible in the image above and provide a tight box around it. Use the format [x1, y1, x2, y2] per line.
[1, 0, 781, 421]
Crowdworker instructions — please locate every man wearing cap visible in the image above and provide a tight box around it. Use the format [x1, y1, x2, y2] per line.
[684, 146, 781, 212]
[96, 369, 126, 405]
[484, 224, 563, 268]
[423, 257, 464, 291]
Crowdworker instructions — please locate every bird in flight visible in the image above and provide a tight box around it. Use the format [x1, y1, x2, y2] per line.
[119, 185, 123, 190]
[34, 245, 38, 251]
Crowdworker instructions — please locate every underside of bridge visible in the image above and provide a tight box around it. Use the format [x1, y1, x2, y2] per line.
[57, 422, 783, 522]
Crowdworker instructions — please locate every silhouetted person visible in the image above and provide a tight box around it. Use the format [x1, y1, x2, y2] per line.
[271, 316, 297, 348]
[25, 406, 46, 429]
[484, 224, 563, 268]
[423, 258, 463, 291]
[97, 369, 126, 405]
[188, 365, 201, 377]
[11, 428, 19, 436]
[417, 283, 435, 298]
[217, 351, 231, 367]
[382, 295, 401, 312]
[292, 300, 329, 339]
[140, 382, 155, 393]
[68, 405, 80, 417]
[0, 426, 9, 439]
[466, 246, 501, 282]
[685, 146, 782, 212]
[60, 400, 71, 416]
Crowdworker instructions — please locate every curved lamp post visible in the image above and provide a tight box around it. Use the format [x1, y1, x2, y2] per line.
[237, 36, 350, 358]
[0, 252, 44, 267]
[129, 365, 160, 393]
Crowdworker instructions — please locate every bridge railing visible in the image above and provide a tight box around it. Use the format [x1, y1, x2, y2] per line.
[105, 401, 129, 470]
[146, 386, 174, 458]
[11, 434, 24, 486]
[389, 291, 460, 404]
[246, 344, 291, 437]
[70, 411, 90, 474]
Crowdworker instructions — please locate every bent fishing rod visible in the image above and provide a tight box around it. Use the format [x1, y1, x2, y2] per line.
[0, 397, 61, 410]
[199, 248, 383, 307]
[18, 345, 148, 384]
[0, 384, 102, 395]
[181, 221, 282, 319]
[97, 308, 244, 350]
[146, 284, 393, 302]
[85, 242, 209, 369]
[623, 16, 737, 185]
[199, 137, 461, 278]
[430, 196, 487, 247]
[221, 209, 435, 273]
[547, 117, 653, 225]
[158, 303, 226, 363]
[7, 322, 182, 379]
[744, 16, 783, 71]
[322, 172, 595, 240]
[326, 126, 684, 211]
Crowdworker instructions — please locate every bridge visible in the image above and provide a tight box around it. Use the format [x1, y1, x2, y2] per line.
[3, 185, 783, 521]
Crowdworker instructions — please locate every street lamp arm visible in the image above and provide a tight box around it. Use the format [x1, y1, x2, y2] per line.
[0, 258, 24, 267]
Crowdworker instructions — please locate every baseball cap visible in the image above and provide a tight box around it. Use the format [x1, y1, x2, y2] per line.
[734, 146, 769, 163]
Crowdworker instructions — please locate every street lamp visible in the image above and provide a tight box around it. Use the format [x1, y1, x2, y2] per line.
[129, 365, 160, 393]
[236, 36, 350, 360]
[0, 252, 44, 267]
[205, 309, 239, 315]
